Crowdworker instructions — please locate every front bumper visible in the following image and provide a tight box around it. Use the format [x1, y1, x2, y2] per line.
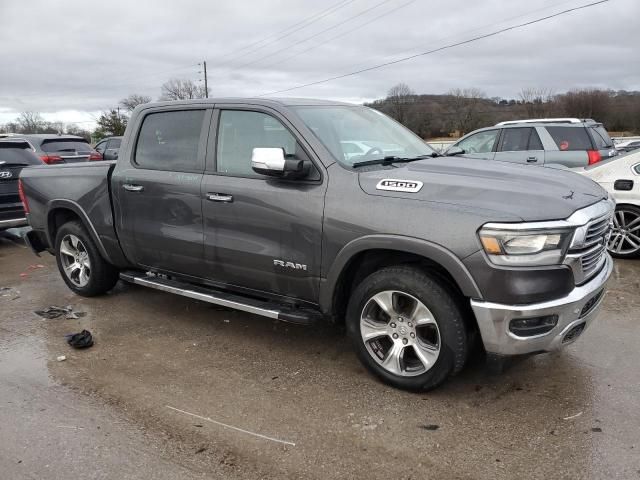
[471, 254, 613, 356]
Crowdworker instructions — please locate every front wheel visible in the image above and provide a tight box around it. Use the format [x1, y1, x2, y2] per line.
[55, 220, 119, 296]
[608, 205, 640, 259]
[346, 266, 468, 391]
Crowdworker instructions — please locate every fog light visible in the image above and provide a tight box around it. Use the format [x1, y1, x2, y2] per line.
[509, 315, 558, 337]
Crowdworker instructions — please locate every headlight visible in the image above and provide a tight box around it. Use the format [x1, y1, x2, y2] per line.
[479, 226, 574, 266]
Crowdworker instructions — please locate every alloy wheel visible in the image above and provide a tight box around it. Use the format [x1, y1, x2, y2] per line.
[59, 234, 91, 287]
[360, 290, 440, 377]
[609, 208, 640, 255]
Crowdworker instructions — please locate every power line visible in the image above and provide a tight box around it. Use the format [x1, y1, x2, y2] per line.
[257, 0, 610, 97]
[216, 0, 356, 61]
[232, 0, 395, 71]
[218, 0, 359, 67]
[262, 0, 420, 70]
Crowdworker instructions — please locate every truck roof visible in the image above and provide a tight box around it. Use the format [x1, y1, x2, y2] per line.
[143, 97, 355, 109]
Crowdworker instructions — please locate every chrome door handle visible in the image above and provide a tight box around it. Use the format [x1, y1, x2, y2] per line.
[123, 183, 144, 192]
[527, 156, 538, 163]
[206, 193, 233, 203]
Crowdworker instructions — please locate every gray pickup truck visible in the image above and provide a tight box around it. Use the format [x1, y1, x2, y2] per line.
[20, 98, 614, 391]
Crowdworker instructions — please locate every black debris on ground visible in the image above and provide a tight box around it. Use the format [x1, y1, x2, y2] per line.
[420, 424, 440, 431]
[65, 330, 94, 349]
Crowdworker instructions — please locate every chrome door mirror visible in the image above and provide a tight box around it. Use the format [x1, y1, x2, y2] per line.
[251, 147, 306, 178]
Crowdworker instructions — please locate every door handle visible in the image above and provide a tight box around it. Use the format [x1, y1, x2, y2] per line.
[526, 156, 538, 163]
[206, 193, 233, 203]
[123, 183, 144, 192]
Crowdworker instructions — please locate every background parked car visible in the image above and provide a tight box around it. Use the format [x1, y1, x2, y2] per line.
[94, 136, 122, 160]
[20, 134, 102, 164]
[0, 138, 42, 230]
[614, 139, 640, 153]
[445, 118, 616, 168]
[580, 150, 640, 258]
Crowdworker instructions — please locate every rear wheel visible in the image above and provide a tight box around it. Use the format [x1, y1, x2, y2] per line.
[55, 220, 119, 296]
[608, 205, 640, 259]
[346, 266, 468, 391]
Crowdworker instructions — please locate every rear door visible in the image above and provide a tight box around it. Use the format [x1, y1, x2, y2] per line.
[493, 127, 545, 165]
[200, 106, 326, 302]
[112, 108, 211, 276]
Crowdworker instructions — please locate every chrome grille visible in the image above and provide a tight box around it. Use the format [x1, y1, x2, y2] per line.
[566, 210, 613, 284]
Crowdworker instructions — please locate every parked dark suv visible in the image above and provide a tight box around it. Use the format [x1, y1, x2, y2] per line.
[446, 118, 616, 168]
[0, 139, 42, 230]
[20, 134, 102, 164]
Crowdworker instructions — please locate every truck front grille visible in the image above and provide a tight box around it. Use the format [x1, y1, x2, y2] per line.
[567, 211, 613, 284]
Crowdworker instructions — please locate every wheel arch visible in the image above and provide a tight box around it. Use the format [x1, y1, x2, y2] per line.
[46, 200, 112, 263]
[320, 235, 482, 320]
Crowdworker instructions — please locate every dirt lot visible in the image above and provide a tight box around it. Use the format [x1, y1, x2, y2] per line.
[1, 231, 639, 480]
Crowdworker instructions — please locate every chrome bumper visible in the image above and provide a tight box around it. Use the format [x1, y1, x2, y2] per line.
[471, 254, 613, 356]
[0, 217, 28, 229]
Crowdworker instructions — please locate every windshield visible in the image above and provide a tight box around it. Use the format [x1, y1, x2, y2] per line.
[293, 106, 435, 167]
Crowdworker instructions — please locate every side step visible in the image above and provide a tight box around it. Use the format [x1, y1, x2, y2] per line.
[119, 271, 320, 325]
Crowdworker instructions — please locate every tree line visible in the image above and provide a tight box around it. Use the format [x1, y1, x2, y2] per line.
[0, 78, 208, 142]
[369, 84, 640, 138]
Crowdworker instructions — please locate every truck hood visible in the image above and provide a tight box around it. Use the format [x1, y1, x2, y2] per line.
[357, 157, 608, 221]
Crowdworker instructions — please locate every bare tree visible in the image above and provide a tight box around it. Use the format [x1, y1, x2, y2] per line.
[120, 94, 152, 112]
[558, 88, 612, 122]
[386, 83, 415, 124]
[445, 88, 487, 135]
[519, 87, 555, 118]
[16, 112, 46, 133]
[159, 78, 207, 101]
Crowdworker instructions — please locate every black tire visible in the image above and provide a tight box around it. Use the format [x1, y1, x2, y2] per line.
[609, 205, 640, 259]
[55, 220, 119, 296]
[346, 266, 468, 391]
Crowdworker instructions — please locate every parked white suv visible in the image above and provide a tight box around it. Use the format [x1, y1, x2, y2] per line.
[446, 118, 617, 168]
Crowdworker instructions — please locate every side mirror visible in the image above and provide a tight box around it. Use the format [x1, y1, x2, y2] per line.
[104, 149, 118, 160]
[251, 147, 306, 178]
[445, 146, 465, 156]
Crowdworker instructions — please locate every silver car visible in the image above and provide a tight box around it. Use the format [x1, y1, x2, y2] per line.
[446, 118, 617, 168]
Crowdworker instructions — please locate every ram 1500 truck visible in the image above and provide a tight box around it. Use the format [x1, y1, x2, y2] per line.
[20, 98, 614, 391]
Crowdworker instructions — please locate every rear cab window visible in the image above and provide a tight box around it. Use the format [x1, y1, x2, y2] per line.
[545, 126, 593, 151]
[135, 110, 206, 172]
[41, 139, 91, 153]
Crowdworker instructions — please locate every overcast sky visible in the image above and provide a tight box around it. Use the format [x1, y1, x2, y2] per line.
[0, 0, 638, 128]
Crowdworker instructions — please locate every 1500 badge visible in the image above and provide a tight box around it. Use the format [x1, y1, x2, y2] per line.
[376, 179, 423, 193]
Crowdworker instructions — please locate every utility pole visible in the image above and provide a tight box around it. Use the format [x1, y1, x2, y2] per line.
[203, 60, 208, 99]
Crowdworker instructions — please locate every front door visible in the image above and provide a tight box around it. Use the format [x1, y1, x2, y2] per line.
[201, 107, 326, 303]
[456, 129, 499, 160]
[113, 107, 210, 276]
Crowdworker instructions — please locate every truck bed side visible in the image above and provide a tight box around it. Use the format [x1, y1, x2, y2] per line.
[20, 161, 130, 267]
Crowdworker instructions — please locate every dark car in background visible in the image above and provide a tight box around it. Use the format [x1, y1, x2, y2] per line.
[94, 136, 122, 160]
[0, 139, 42, 230]
[20, 134, 102, 164]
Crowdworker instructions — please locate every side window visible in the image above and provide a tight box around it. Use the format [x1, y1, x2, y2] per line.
[529, 129, 544, 150]
[135, 110, 205, 172]
[457, 130, 499, 154]
[108, 138, 122, 149]
[216, 110, 297, 176]
[546, 126, 593, 151]
[95, 140, 107, 154]
[498, 128, 533, 152]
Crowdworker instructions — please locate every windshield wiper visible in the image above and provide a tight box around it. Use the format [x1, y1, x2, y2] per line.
[352, 153, 439, 168]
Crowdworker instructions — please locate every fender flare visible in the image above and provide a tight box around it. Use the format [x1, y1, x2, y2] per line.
[45, 199, 113, 263]
[319, 234, 483, 313]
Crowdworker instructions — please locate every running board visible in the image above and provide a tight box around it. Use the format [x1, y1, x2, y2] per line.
[119, 272, 319, 325]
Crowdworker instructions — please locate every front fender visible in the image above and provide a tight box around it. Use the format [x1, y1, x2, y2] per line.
[319, 234, 483, 313]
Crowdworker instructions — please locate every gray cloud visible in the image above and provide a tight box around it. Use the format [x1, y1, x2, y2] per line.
[0, 0, 638, 125]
